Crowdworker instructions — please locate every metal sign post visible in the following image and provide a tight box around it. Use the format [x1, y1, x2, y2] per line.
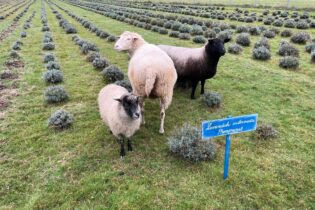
[223, 133, 231, 180]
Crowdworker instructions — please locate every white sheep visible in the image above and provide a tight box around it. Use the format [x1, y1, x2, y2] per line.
[114, 31, 177, 134]
[98, 84, 141, 157]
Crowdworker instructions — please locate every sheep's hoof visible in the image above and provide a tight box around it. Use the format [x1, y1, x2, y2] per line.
[120, 156, 124, 160]
[120, 150, 126, 159]
[159, 129, 165, 134]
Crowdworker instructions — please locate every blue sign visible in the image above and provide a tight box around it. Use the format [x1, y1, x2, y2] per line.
[202, 114, 258, 139]
[201, 114, 258, 180]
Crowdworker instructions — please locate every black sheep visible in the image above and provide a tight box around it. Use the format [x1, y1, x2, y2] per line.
[159, 38, 229, 99]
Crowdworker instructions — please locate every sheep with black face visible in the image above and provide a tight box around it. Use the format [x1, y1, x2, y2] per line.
[98, 84, 141, 158]
[159, 38, 229, 99]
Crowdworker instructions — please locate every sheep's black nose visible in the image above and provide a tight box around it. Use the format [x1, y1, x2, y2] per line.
[133, 113, 140, 119]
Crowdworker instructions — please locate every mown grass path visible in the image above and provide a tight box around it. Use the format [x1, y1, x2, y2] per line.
[0, 0, 314, 208]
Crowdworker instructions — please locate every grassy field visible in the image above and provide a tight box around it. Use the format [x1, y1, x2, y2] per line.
[0, 0, 315, 209]
[130, 0, 315, 8]
[0, 3, 28, 31]
[107, 1, 315, 19]
[108, 2, 315, 32]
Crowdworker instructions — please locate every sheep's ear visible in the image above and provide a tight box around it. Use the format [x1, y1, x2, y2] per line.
[114, 98, 122, 103]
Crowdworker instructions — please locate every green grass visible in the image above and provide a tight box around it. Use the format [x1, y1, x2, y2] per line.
[0, 3, 29, 32]
[0, 0, 29, 16]
[102, 2, 315, 34]
[0, 4, 10, 13]
[0, 0, 314, 209]
[0, 2, 33, 76]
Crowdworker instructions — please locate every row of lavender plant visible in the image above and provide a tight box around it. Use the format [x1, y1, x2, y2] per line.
[40, 0, 74, 130]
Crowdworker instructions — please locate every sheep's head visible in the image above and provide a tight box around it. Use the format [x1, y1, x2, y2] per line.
[114, 31, 142, 52]
[115, 93, 141, 120]
[205, 38, 229, 57]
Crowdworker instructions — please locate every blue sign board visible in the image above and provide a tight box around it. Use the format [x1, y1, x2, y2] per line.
[202, 114, 258, 139]
[201, 114, 258, 180]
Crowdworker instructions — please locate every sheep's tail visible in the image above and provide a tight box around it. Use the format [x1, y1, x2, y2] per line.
[145, 72, 156, 97]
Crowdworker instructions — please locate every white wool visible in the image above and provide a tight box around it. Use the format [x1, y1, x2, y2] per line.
[115, 31, 177, 133]
[158, 45, 205, 73]
[129, 43, 177, 105]
[158, 45, 205, 64]
[98, 84, 141, 138]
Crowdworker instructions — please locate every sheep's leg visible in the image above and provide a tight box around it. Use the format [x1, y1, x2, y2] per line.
[191, 80, 199, 99]
[117, 135, 125, 158]
[139, 98, 145, 125]
[159, 100, 166, 134]
[127, 138, 133, 151]
[200, 80, 205, 95]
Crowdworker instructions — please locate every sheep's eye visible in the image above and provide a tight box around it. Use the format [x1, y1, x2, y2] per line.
[127, 38, 131, 40]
